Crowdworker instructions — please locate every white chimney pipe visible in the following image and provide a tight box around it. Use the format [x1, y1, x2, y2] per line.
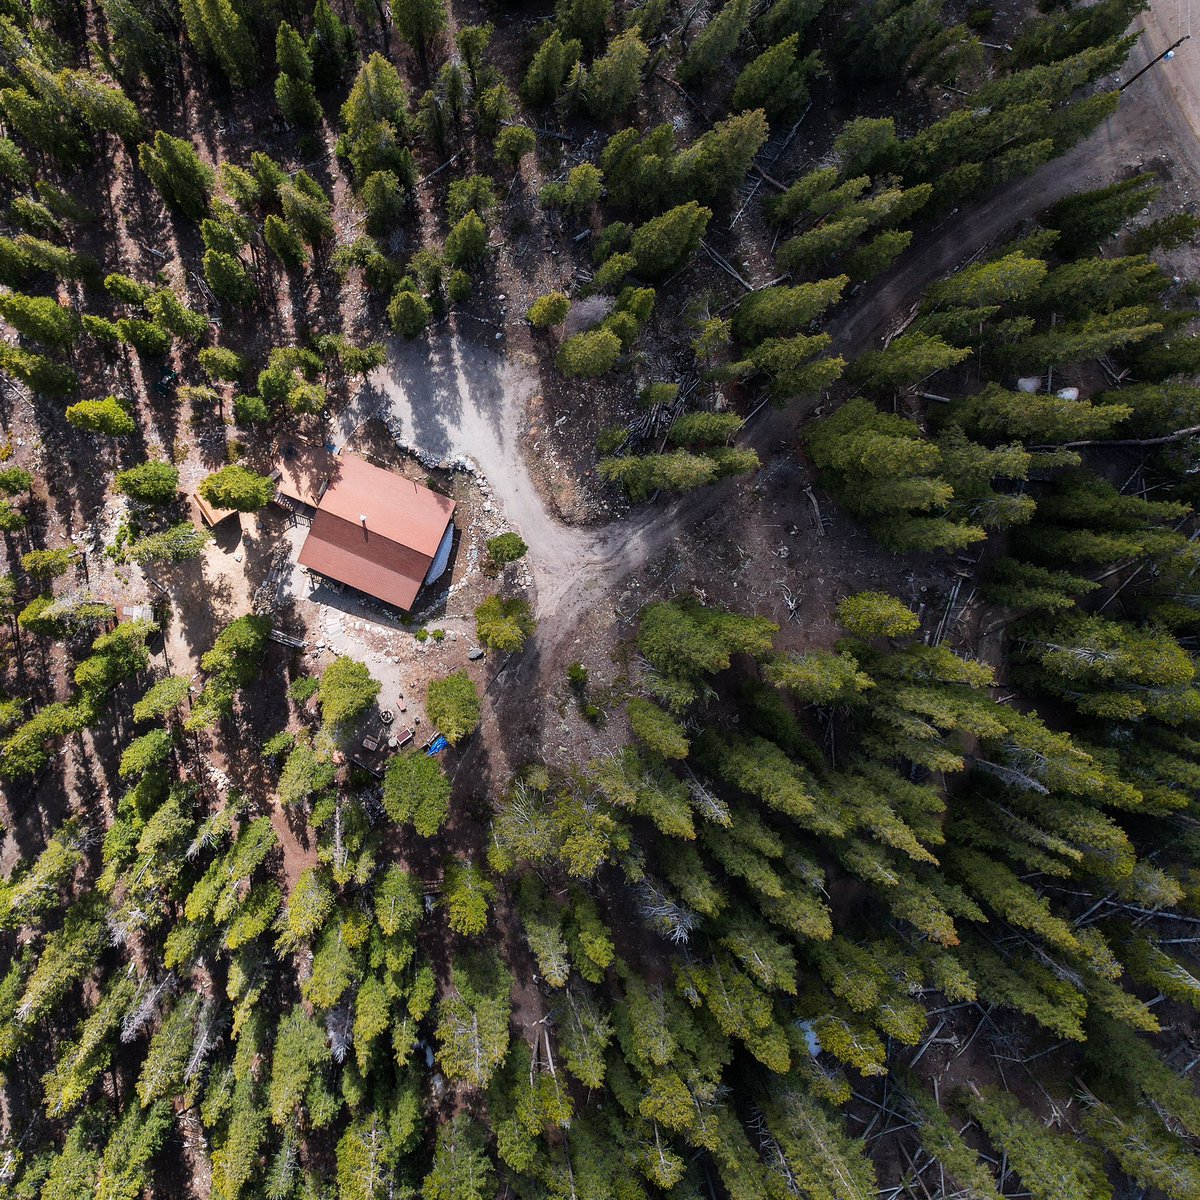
[360, 514, 367, 524]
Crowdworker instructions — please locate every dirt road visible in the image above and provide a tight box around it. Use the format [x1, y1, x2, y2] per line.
[370, 14, 1200, 663]
[365, 333, 743, 642]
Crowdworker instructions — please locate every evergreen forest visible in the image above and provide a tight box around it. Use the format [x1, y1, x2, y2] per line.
[0, 0, 1199, 1197]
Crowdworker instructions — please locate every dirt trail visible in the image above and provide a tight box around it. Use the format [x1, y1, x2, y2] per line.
[369, 19, 1200, 660]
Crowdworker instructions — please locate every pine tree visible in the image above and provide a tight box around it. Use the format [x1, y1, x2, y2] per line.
[180, 0, 258, 86]
[668, 411, 744, 445]
[523, 30, 583, 106]
[638, 599, 777, 689]
[280, 172, 334, 246]
[0, 293, 79, 348]
[846, 0, 943, 76]
[807, 398, 988, 552]
[310, 0, 354, 87]
[392, 0, 447, 61]
[100, 0, 173, 84]
[835, 116, 899, 176]
[202, 249, 255, 305]
[980, 559, 1098, 611]
[834, 594, 913, 641]
[423, 1114, 495, 1200]
[1016, 470, 1193, 568]
[843, 228, 911, 281]
[1042, 172, 1159, 255]
[738, 333, 844, 401]
[947, 382, 1129, 443]
[1128, 210, 1200, 253]
[601, 449, 735, 500]
[528, 292, 572, 327]
[446, 175, 497, 224]
[435, 952, 512, 1088]
[677, 109, 771, 205]
[127, 522, 210, 565]
[137, 131, 214, 219]
[444, 863, 495, 935]
[456, 23, 493, 86]
[765, 648, 873, 704]
[758, 1089, 879, 1200]
[426, 671, 481, 743]
[262, 215, 305, 268]
[338, 54, 412, 182]
[317, 657, 380, 732]
[1016, 612, 1199, 722]
[276, 22, 312, 81]
[133, 675, 190, 722]
[445, 210, 488, 266]
[96, 1100, 174, 1200]
[558, 327, 623, 376]
[556, 0, 612, 48]
[965, 1087, 1112, 1200]
[475, 595, 535, 652]
[495, 124, 536, 170]
[896, 1078, 1003, 1199]
[732, 37, 824, 121]
[198, 347, 245, 384]
[383, 752, 451, 836]
[732, 277, 847, 344]
[926, 250, 1048, 309]
[680, 0, 751, 82]
[600, 124, 678, 212]
[198, 465, 272, 512]
[116, 316, 172, 357]
[630, 201, 711, 278]
[136, 994, 200, 1105]
[389, 283, 432, 338]
[66, 396, 136, 437]
[1082, 1099, 1200, 1200]
[627, 696, 690, 758]
[1099, 380, 1200, 437]
[268, 1005, 335, 1126]
[581, 30, 648, 118]
[1034, 253, 1164, 317]
[0, 345, 78, 396]
[277, 867, 334, 950]
[778, 213, 871, 269]
[850, 331, 970, 388]
[1012, 0, 1145, 65]
[145, 288, 208, 340]
[541, 161, 603, 214]
[275, 71, 322, 128]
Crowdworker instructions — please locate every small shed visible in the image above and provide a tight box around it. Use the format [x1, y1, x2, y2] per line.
[192, 488, 238, 529]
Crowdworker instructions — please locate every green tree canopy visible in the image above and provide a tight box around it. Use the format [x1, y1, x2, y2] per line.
[198, 466, 274, 512]
[318, 656, 381, 731]
[383, 752, 452, 836]
[426, 672, 482, 743]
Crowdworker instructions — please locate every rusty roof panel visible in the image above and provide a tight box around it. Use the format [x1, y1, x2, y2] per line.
[317, 453, 455, 557]
[300, 512, 431, 610]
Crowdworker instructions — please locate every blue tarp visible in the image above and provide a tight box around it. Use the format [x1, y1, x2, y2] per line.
[425, 735, 449, 756]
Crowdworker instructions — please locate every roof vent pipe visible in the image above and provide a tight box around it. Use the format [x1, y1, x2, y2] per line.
[360, 514, 367, 524]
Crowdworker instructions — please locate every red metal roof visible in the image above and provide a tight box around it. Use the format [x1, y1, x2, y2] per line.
[297, 453, 456, 611]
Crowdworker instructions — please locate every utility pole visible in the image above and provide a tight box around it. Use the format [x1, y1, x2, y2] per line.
[1120, 34, 1191, 90]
